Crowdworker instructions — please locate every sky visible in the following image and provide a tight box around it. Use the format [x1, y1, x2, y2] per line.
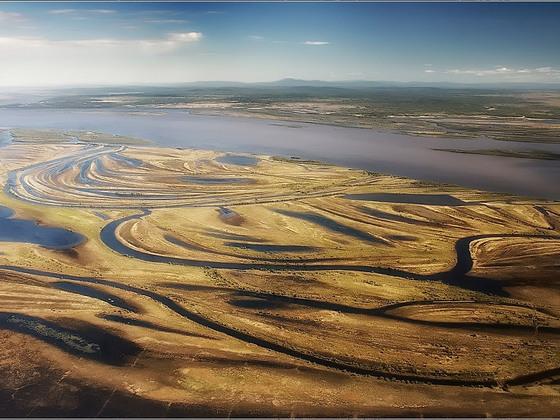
[0, 1, 559, 86]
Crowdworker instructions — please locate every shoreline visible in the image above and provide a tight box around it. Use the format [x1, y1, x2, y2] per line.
[1, 110, 559, 200]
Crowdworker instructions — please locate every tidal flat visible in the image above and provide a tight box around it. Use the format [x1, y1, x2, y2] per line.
[0, 129, 559, 416]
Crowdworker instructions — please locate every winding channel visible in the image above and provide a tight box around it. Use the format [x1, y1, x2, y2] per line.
[2, 143, 560, 387]
[2, 210, 559, 386]
[101, 210, 560, 296]
[2, 263, 560, 387]
[98, 212, 560, 385]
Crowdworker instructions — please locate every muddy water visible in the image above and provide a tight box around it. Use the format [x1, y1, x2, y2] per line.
[0, 109, 559, 199]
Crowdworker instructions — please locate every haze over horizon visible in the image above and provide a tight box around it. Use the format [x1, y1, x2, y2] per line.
[0, 2, 559, 86]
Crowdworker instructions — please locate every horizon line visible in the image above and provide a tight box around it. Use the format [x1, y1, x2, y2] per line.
[3, 78, 560, 90]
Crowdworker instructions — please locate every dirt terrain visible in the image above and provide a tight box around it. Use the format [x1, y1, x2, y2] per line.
[0, 129, 559, 416]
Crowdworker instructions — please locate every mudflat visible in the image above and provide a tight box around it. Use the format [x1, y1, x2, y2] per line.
[0, 129, 559, 417]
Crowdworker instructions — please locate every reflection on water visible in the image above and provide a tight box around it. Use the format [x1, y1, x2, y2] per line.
[0, 205, 84, 249]
[0, 206, 14, 218]
[0, 109, 559, 199]
[216, 154, 258, 166]
[0, 129, 12, 147]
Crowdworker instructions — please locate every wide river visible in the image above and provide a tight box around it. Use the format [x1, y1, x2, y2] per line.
[1, 108, 559, 200]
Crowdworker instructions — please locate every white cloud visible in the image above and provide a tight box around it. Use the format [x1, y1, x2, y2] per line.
[445, 66, 560, 79]
[0, 10, 25, 22]
[145, 19, 189, 24]
[48, 9, 77, 15]
[87, 9, 116, 14]
[303, 41, 329, 46]
[424, 69, 435, 73]
[167, 32, 202, 43]
[248, 35, 264, 41]
[0, 32, 204, 86]
[49, 9, 116, 16]
[0, 32, 202, 54]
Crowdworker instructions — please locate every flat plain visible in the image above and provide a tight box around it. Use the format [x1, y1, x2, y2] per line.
[0, 129, 559, 416]
[17, 84, 560, 143]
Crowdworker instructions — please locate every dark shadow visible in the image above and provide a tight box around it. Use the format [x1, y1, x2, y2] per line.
[358, 206, 438, 227]
[52, 281, 140, 313]
[0, 312, 141, 366]
[225, 242, 317, 253]
[274, 209, 387, 245]
[345, 193, 465, 206]
[99, 314, 216, 340]
[228, 298, 288, 310]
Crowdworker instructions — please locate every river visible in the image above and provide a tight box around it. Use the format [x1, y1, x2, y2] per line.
[0, 108, 559, 199]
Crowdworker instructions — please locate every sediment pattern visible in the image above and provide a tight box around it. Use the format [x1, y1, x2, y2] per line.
[0, 132, 559, 416]
[6, 144, 362, 209]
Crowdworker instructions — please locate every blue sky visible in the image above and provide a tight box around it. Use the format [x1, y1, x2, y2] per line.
[0, 2, 559, 86]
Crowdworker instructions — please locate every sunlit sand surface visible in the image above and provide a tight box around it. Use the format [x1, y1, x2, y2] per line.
[0, 130, 559, 416]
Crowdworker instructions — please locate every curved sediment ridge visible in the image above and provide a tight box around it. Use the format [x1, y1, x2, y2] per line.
[0, 133, 559, 416]
[2, 263, 559, 388]
[5, 144, 357, 209]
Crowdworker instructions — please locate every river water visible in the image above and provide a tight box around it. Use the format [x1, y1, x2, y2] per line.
[0, 128, 13, 147]
[0, 108, 559, 200]
[0, 205, 84, 249]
